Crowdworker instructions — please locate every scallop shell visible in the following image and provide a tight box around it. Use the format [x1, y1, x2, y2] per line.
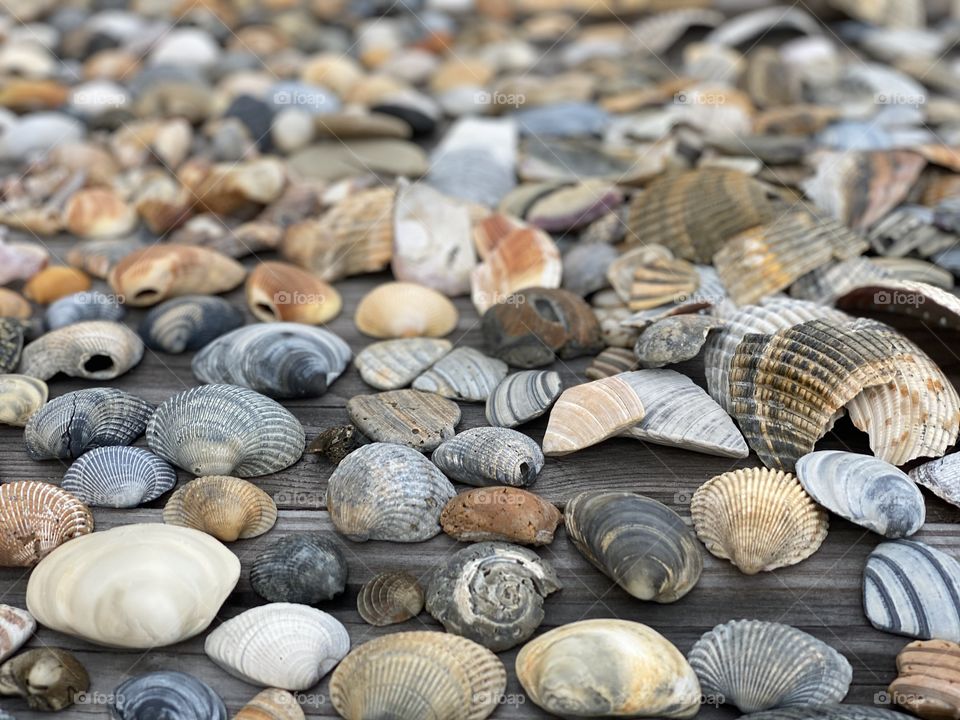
[628, 254, 700, 311]
[357, 571, 424, 627]
[516, 619, 702, 719]
[470, 226, 562, 314]
[0, 648, 89, 711]
[138, 295, 244, 354]
[355, 282, 458, 338]
[607, 245, 686, 305]
[485, 370, 562, 428]
[890, 640, 960, 720]
[742, 708, 914, 720]
[18, 320, 144, 381]
[234, 688, 304, 720]
[347, 389, 460, 452]
[691, 468, 828, 575]
[0, 481, 92, 567]
[0, 289, 31, 320]
[45, 291, 125, 330]
[432, 427, 544, 487]
[327, 442, 455, 542]
[620, 265, 733, 330]
[192, 323, 351, 399]
[146, 384, 305, 477]
[329, 631, 506, 720]
[0, 605, 34, 664]
[204, 603, 349, 691]
[411, 347, 508, 402]
[23, 266, 91, 305]
[796, 451, 924, 538]
[61, 446, 176, 508]
[565, 490, 703, 602]
[163, 475, 277, 542]
[0, 320, 23, 375]
[250, 535, 347, 604]
[689, 619, 853, 713]
[246, 261, 342, 324]
[24, 388, 154, 461]
[108, 244, 246, 306]
[634, 315, 723, 369]
[355, 338, 452, 390]
[0, 374, 46, 427]
[111, 671, 227, 720]
[837, 279, 960, 332]
[425, 541, 560, 651]
[910, 453, 960, 508]
[542, 375, 646, 456]
[440, 486, 562, 546]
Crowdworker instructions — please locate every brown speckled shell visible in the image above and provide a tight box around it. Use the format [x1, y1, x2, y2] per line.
[0, 481, 93, 567]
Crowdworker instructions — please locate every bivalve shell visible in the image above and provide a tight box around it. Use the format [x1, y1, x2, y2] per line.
[470, 226, 562, 314]
[250, 535, 347, 604]
[355, 282, 458, 338]
[0, 647, 89, 711]
[355, 338, 452, 390]
[138, 295, 244, 354]
[163, 476, 277, 541]
[23, 266, 91, 305]
[440, 487, 562, 546]
[741, 708, 914, 719]
[347, 389, 460, 452]
[432, 427, 544, 487]
[627, 253, 700, 311]
[61, 446, 176, 508]
[485, 370, 561, 428]
[890, 639, 960, 720]
[0, 605, 34, 663]
[110, 671, 227, 720]
[357, 571, 424, 627]
[45, 291, 125, 329]
[235, 689, 304, 720]
[542, 375, 645, 456]
[0, 374, 46, 427]
[0, 320, 24, 375]
[412, 347, 508, 402]
[18, 320, 144, 381]
[634, 315, 722, 368]
[910, 453, 960, 508]
[0, 482, 93, 567]
[63, 187, 138, 238]
[0, 289, 31, 320]
[246, 261, 342, 324]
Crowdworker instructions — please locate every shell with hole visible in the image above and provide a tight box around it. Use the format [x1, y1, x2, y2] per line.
[0, 374, 46, 427]
[355, 282, 458, 338]
[246, 261, 342, 324]
[485, 370, 562, 428]
[138, 295, 245, 354]
[354, 337, 452, 390]
[357, 571, 424, 627]
[411, 347, 508, 402]
[0, 605, 35, 664]
[250, 535, 347, 604]
[163, 476, 277, 542]
[890, 640, 960, 720]
[542, 375, 646, 456]
[0, 647, 89, 712]
[61, 446, 176, 508]
[440, 487, 562, 546]
[18, 320, 144, 381]
[0, 481, 93, 567]
[235, 688, 305, 720]
[432, 426, 544, 487]
[470, 226, 562, 314]
[110, 671, 227, 720]
[346, 389, 460, 452]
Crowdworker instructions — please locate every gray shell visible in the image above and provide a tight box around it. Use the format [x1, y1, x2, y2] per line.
[561, 242, 617, 296]
[910, 453, 960, 508]
[61, 446, 177, 508]
[565, 490, 703, 603]
[431, 427, 544, 487]
[425, 541, 560, 651]
[18, 321, 144, 381]
[250, 535, 347, 604]
[138, 295, 244, 354]
[146, 384, 305, 477]
[326, 443, 456, 542]
[796, 451, 925, 538]
[485, 370, 562, 428]
[689, 619, 853, 713]
[193, 323, 351, 399]
[355, 338, 452, 390]
[347, 389, 460, 452]
[357, 571, 425, 627]
[0, 319, 25, 374]
[45, 292, 125, 330]
[740, 707, 915, 720]
[633, 315, 723, 368]
[412, 347, 508, 402]
[24, 388, 155, 461]
[110, 671, 227, 720]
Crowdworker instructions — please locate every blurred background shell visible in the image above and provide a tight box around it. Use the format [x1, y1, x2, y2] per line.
[246, 261, 342, 325]
[0, 647, 89, 711]
[44, 291, 125, 330]
[138, 295, 244, 354]
[18, 320, 144, 381]
[234, 688, 305, 720]
[355, 281, 459, 338]
[0, 374, 46, 427]
[0, 604, 34, 664]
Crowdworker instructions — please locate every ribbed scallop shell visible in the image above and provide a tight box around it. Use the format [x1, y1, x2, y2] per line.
[18, 320, 144, 381]
[688, 619, 853, 713]
[355, 338, 452, 390]
[0, 647, 90, 712]
[838, 279, 960, 332]
[204, 603, 349, 691]
[412, 347, 508, 402]
[485, 370, 562, 428]
[0, 481, 92, 567]
[565, 491, 703, 602]
[357, 571, 425, 627]
[542, 375, 646, 456]
[251, 535, 347, 604]
[193, 324, 351, 399]
[24, 388, 154, 461]
[347, 389, 460, 452]
[432, 427, 544, 487]
[355, 282, 458, 339]
[163, 476, 277, 541]
[45, 291, 125, 329]
[470, 227, 562, 314]
[607, 246, 675, 303]
[61, 446, 176, 508]
[234, 688, 305, 720]
[111, 671, 227, 720]
[327, 443, 455, 542]
[0, 374, 46, 427]
[246, 261, 342, 324]
[329, 631, 506, 720]
[138, 295, 244, 354]
[629, 254, 700, 311]
[890, 640, 960, 720]
[742, 707, 915, 719]
[146, 384, 305, 477]
[621, 265, 732, 330]
[910, 453, 960, 508]
[0, 605, 34, 663]
[691, 468, 828, 575]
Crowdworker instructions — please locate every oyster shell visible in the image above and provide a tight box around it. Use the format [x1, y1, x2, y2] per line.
[485, 370, 562, 428]
[235, 689, 304, 720]
[356, 571, 424, 627]
[250, 534, 347, 604]
[355, 338, 452, 390]
[61, 446, 176, 508]
[633, 315, 723, 369]
[0, 374, 46, 427]
[23, 266, 91, 305]
[0, 648, 89, 711]
[470, 226, 562, 314]
[0, 481, 93, 567]
[246, 261, 342, 324]
[440, 487, 562, 546]
[411, 347, 508, 402]
[45, 291, 125, 329]
[911, 453, 960, 508]
[0, 605, 34, 663]
[138, 295, 244, 354]
[890, 639, 960, 720]
[347, 389, 460, 452]
[542, 375, 646, 456]
[432, 427, 544, 487]
[111, 671, 227, 720]
[18, 320, 144, 381]
[163, 475, 277, 541]
[355, 281, 459, 338]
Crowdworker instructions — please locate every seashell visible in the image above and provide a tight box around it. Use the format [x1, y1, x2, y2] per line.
[0, 375, 46, 427]
[565, 491, 702, 602]
[628, 254, 700, 311]
[64, 236, 146, 280]
[108, 244, 246, 307]
[27, 523, 239, 648]
[62, 187, 138, 238]
[163, 476, 277, 542]
[22, 266, 91, 305]
[347, 389, 460, 452]
[521, 181, 622, 233]
[148, 385, 304, 477]
[542, 375, 645, 456]
[411, 347, 508, 402]
[831, 0, 924, 28]
[355, 282, 458, 339]
[357, 571, 424, 627]
[139, 295, 244, 354]
[111, 671, 227, 720]
[45, 291, 125, 330]
[250, 535, 347, 604]
[837, 279, 960, 332]
[193, 323, 351, 399]
[705, 5, 821, 45]
[473, 213, 524, 260]
[204, 603, 349, 691]
[329, 631, 506, 720]
[440, 487, 562, 546]
[606, 245, 675, 304]
[864, 539, 960, 642]
[688, 619, 853, 713]
[470, 227, 562, 314]
[516, 619, 702, 719]
[19, 320, 143, 381]
[179, 158, 286, 215]
[246, 261, 342, 325]
[485, 370, 562, 428]
[24, 388, 154, 461]
[0, 648, 89, 711]
[890, 639, 960, 720]
[0, 605, 34, 664]
[633, 315, 722, 369]
[0, 238, 48, 286]
[790, 257, 892, 305]
[585, 347, 638, 380]
[0, 288, 31, 320]
[871, 258, 953, 288]
[235, 688, 304, 720]
[742, 708, 914, 720]
[432, 427, 544, 488]
[425, 541, 560, 651]
[561, 242, 618, 297]
[327, 442, 455, 542]
[0, 320, 24, 375]
[62, 446, 176, 508]
[796, 451, 924, 538]
[911, 453, 960, 508]
[427, 117, 517, 208]
[691, 468, 828, 575]
[355, 338, 452, 390]
[0, 481, 92, 567]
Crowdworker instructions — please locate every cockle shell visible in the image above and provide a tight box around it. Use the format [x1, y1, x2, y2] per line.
[111, 672, 227, 720]
[347, 389, 460, 452]
[890, 639, 960, 720]
[251, 535, 347, 604]
[0, 289, 31, 320]
[0, 481, 92, 567]
[18, 320, 144, 381]
[246, 261, 342, 324]
[0, 605, 34, 663]
[633, 315, 723, 369]
[138, 295, 244, 354]
[411, 347, 508, 402]
[911, 453, 960, 508]
[327, 443, 456, 542]
[329, 631, 506, 720]
[62, 446, 176, 508]
[0, 320, 23, 375]
[542, 375, 645, 456]
[235, 688, 305, 720]
[163, 476, 277, 541]
[204, 603, 350, 691]
[425, 541, 560, 651]
[743, 708, 914, 719]
[0, 374, 46, 427]
[691, 468, 828, 575]
[355, 282, 458, 339]
[0, 648, 89, 711]
[790, 257, 892, 305]
[357, 571, 424, 627]
[796, 451, 924, 538]
[44, 291, 125, 329]
[516, 619, 702, 719]
[627, 253, 700, 311]
[485, 370, 562, 428]
[565, 491, 703, 602]
[24, 388, 154, 461]
[147, 384, 305, 477]
[355, 338, 452, 390]
[470, 226, 562, 314]
[870, 258, 953, 288]
[440, 487, 562, 546]
[432, 427, 544, 487]
[26, 524, 239, 648]
[689, 619, 853, 713]
[22, 266, 91, 305]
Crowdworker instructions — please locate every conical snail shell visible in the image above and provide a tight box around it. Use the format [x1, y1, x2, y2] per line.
[163, 475, 278, 541]
[0, 481, 93, 567]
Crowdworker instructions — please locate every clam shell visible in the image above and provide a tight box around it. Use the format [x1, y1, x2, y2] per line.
[542, 375, 646, 456]
[440, 487, 562, 546]
[61, 446, 176, 508]
[146, 384, 305, 477]
[0, 605, 34, 664]
[329, 631, 506, 720]
[691, 468, 828, 575]
[890, 639, 960, 720]
[910, 453, 960, 508]
[0, 374, 46, 427]
[347, 389, 460, 452]
[425, 541, 560, 651]
[26, 523, 239, 648]
[163, 475, 277, 542]
[110, 671, 227, 720]
[633, 315, 723, 369]
[356, 571, 424, 627]
[432, 427, 544, 487]
[796, 451, 924, 538]
[138, 295, 244, 354]
[0, 648, 89, 711]
[23, 266, 91, 305]
[250, 534, 347, 604]
[45, 291, 125, 329]
[0, 289, 31, 320]
[18, 320, 144, 381]
[235, 688, 304, 720]
[204, 603, 349, 691]
[689, 619, 853, 713]
[0, 320, 23, 375]
[561, 242, 618, 297]
[246, 261, 342, 324]
[65, 236, 146, 280]
[411, 347, 507, 402]
[427, 117, 516, 208]
[355, 338, 452, 390]
[565, 490, 703, 602]
[741, 708, 914, 719]
[327, 443, 455, 542]
[485, 370, 562, 428]
[516, 619, 702, 719]
[355, 282, 458, 338]
[24, 388, 154, 461]
[628, 253, 700, 311]
[470, 227, 562, 314]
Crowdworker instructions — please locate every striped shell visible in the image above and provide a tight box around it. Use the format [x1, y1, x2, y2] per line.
[355, 282, 458, 339]
[910, 453, 960, 508]
[0, 605, 34, 663]
[44, 291, 125, 329]
[622, 265, 732, 330]
[470, 227, 562, 314]
[355, 338, 452, 390]
[347, 389, 460, 452]
[0, 374, 47, 427]
[0, 482, 92, 567]
[790, 256, 892, 306]
[111, 672, 226, 720]
[61, 446, 176, 508]
[251, 535, 347, 604]
[163, 476, 277, 541]
[235, 689, 305, 720]
[412, 347, 508, 402]
[138, 295, 244, 354]
[432, 427, 544, 487]
[742, 708, 915, 719]
[890, 640, 960, 720]
[627, 254, 699, 311]
[18, 320, 144, 381]
[246, 261, 342, 324]
[542, 375, 645, 456]
[0, 647, 90, 711]
[485, 370, 562, 428]
[357, 572, 424, 627]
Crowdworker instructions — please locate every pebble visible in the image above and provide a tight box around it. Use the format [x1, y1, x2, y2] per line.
[440, 487, 562, 546]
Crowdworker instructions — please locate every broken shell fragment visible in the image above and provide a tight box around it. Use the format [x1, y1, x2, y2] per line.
[347, 389, 460, 452]
[355, 338, 452, 390]
[910, 453, 960, 509]
[163, 475, 278, 542]
[633, 315, 722, 368]
[111, 671, 227, 720]
[470, 226, 562, 314]
[250, 535, 347, 604]
[0, 374, 46, 427]
[0, 320, 23, 375]
[61, 446, 176, 508]
[22, 266, 91, 305]
[0, 605, 34, 664]
[485, 370, 562, 428]
[19, 320, 144, 381]
[0, 647, 89, 711]
[432, 427, 544, 487]
[0, 481, 93, 567]
[355, 282, 458, 338]
[307, 425, 369, 466]
[440, 487, 562, 546]
[246, 261, 342, 324]
[139, 295, 244, 354]
[411, 347, 508, 402]
[890, 640, 960, 720]
[357, 571, 424, 627]
[542, 375, 645, 456]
